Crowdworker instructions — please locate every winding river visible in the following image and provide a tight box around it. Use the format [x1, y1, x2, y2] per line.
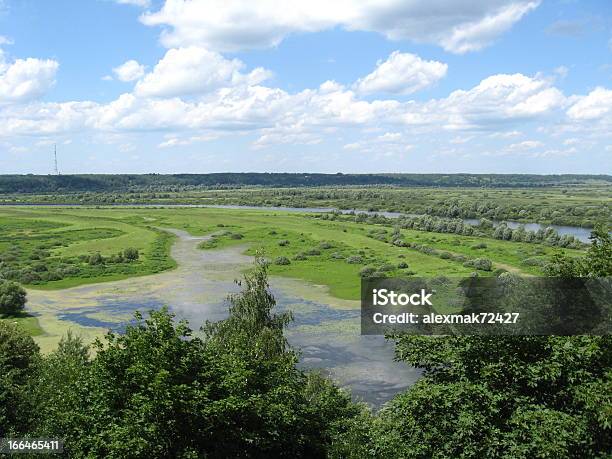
[27, 228, 420, 407]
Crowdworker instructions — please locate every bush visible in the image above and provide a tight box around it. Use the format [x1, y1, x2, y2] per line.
[439, 252, 452, 259]
[293, 253, 307, 261]
[319, 241, 333, 249]
[471, 242, 488, 249]
[346, 256, 364, 264]
[359, 266, 376, 277]
[0, 280, 27, 316]
[330, 252, 344, 259]
[278, 240, 290, 247]
[397, 261, 409, 269]
[464, 257, 493, 271]
[378, 263, 395, 272]
[123, 247, 139, 262]
[521, 257, 546, 267]
[274, 256, 291, 265]
[305, 249, 321, 256]
[88, 252, 104, 266]
[230, 233, 244, 240]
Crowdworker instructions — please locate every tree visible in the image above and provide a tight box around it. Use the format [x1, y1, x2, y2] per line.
[0, 280, 27, 316]
[0, 321, 40, 436]
[357, 224, 612, 458]
[545, 223, 611, 277]
[36, 258, 361, 458]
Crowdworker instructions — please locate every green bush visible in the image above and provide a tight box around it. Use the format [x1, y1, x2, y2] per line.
[0, 280, 27, 316]
[274, 256, 291, 265]
[346, 255, 364, 264]
[123, 247, 139, 262]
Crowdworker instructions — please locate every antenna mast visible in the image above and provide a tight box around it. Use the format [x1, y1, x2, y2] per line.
[53, 144, 60, 175]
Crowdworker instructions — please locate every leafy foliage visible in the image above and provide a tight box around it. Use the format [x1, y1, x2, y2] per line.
[0, 280, 27, 316]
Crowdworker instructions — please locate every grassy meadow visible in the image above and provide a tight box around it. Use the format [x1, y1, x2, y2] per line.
[0, 205, 586, 334]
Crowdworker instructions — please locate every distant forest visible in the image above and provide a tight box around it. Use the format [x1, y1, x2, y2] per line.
[1, 173, 611, 193]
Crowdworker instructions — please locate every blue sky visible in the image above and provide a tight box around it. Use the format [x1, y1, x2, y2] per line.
[0, 0, 611, 174]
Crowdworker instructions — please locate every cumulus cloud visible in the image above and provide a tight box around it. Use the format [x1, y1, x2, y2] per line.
[135, 47, 271, 98]
[113, 60, 146, 82]
[0, 52, 59, 104]
[140, 0, 539, 54]
[432, 73, 565, 129]
[354, 51, 447, 95]
[0, 71, 568, 140]
[566, 87, 612, 121]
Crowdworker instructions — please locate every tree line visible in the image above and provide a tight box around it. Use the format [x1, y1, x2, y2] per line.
[1, 173, 610, 194]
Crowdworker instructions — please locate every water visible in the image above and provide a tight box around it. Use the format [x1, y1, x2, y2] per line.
[26, 228, 420, 407]
[4, 203, 594, 242]
[203, 205, 595, 243]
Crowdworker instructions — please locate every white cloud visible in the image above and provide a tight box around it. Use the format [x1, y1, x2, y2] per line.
[432, 73, 565, 129]
[135, 47, 271, 98]
[0, 36, 13, 46]
[440, 1, 539, 53]
[140, 0, 539, 54]
[115, 0, 150, 7]
[354, 51, 447, 95]
[507, 140, 543, 150]
[113, 60, 146, 82]
[566, 87, 612, 121]
[0, 53, 59, 104]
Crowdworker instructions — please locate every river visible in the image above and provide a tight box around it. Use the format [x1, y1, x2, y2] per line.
[26, 228, 420, 407]
[5, 203, 594, 242]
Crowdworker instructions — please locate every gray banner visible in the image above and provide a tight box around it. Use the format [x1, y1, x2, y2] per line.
[361, 276, 611, 335]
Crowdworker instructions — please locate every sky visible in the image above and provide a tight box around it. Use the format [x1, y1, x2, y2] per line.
[0, 0, 611, 175]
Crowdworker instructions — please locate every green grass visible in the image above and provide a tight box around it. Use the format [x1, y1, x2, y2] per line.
[0, 206, 586, 303]
[1, 313, 45, 336]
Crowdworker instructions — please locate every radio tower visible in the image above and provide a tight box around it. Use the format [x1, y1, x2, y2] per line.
[53, 144, 60, 175]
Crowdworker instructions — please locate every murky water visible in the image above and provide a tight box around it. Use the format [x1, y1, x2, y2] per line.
[27, 228, 419, 407]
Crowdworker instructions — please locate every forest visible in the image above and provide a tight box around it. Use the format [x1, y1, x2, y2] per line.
[1, 173, 610, 194]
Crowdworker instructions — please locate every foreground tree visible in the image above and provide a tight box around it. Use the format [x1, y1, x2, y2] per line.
[36, 258, 360, 458]
[0, 321, 39, 436]
[334, 226, 612, 458]
[0, 280, 27, 316]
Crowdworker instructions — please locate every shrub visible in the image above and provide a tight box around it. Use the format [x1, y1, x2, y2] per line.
[278, 240, 290, 247]
[522, 257, 546, 267]
[471, 242, 488, 249]
[293, 253, 307, 261]
[274, 256, 291, 265]
[378, 263, 395, 272]
[319, 241, 333, 249]
[359, 266, 376, 278]
[464, 258, 493, 271]
[439, 252, 452, 259]
[397, 261, 409, 269]
[330, 252, 344, 259]
[230, 233, 244, 240]
[88, 252, 104, 266]
[346, 256, 364, 264]
[305, 249, 321, 256]
[123, 247, 139, 262]
[0, 280, 27, 316]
